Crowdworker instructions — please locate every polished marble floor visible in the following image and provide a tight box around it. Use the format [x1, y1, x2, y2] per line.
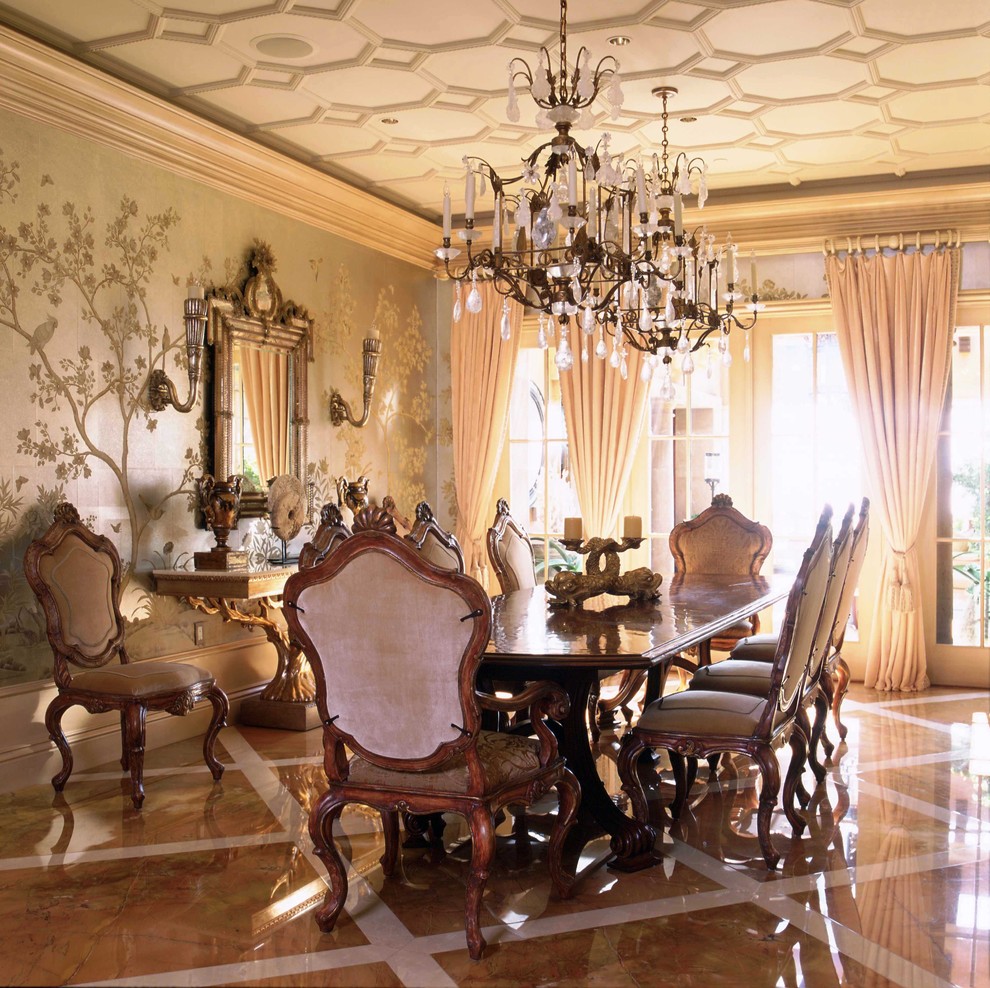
[1, 685, 988, 987]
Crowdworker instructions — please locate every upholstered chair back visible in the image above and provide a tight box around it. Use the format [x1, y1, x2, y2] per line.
[487, 498, 537, 593]
[406, 501, 465, 574]
[829, 499, 871, 650]
[26, 504, 126, 671]
[805, 505, 856, 683]
[772, 509, 833, 725]
[669, 495, 772, 577]
[286, 516, 491, 768]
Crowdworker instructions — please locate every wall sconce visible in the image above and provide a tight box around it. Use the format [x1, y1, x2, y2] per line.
[329, 331, 382, 428]
[148, 285, 208, 413]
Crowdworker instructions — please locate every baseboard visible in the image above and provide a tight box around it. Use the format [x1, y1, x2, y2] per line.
[0, 639, 276, 795]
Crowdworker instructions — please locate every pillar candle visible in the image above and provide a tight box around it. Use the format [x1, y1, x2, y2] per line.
[622, 515, 642, 539]
[493, 192, 502, 251]
[465, 167, 475, 222]
[187, 283, 205, 300]
[563, 516, 583, 541]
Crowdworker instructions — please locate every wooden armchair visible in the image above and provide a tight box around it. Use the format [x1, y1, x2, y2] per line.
[406, 500, 465, 572]
[24, 503, 228, 809]
[618, 506, 833, 869]
[486, 498, 538, 593]
[668, 493, 773, 662]
[283, 507, 580, 960]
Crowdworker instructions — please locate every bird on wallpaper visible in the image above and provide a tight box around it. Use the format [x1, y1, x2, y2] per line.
[29, 315, 58, 353]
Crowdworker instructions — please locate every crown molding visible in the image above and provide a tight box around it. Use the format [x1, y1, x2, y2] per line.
[0, 25, 439, 271]
[688, 178, 990, 256]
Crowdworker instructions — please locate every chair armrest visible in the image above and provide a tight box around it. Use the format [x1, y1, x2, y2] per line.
[476, 681, 570, 767]
[476, 680, 569, 718]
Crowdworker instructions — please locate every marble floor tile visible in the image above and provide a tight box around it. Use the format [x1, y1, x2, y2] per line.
[1, 686, 989, 987]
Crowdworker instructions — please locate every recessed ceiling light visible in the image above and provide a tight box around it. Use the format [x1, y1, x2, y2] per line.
[380, 117, 399, 125]
[253, 35, 314, 59]
[679, 116, 697, 123]
[608, 36, 631, 46]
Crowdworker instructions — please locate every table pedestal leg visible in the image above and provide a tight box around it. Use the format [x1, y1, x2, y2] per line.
[559, 670, 661, 872]
[183, 594, 320, 731]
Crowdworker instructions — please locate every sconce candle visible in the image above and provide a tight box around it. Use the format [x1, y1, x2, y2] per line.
[187, 282, 205, 300]
[563, 517, 583, 541]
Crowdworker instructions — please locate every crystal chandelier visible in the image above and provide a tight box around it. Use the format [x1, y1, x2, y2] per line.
[435, 0, 762, 390]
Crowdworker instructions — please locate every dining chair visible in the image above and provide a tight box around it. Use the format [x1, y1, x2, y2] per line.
[724, 498, 870, 744]
[298, 502, 353, 569]
[486, 498, 538, 593]
[617, 505, 833, 869]
[25, 502, 229, 809]
[668, 493, 773, 666]
[282, 506, 581, 960]
[406, 500, 465, 572]
[689, 503, 855, 782]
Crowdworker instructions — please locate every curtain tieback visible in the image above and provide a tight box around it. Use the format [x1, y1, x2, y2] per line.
[888, 542, 917, 613]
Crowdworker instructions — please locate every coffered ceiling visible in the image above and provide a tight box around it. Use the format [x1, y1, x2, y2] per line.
[0, 0, 987, 223]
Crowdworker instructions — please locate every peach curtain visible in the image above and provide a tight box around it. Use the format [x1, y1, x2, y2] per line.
[825, 246, 960, 691]
[558, 343, 651, 537]
[238, 345, 290, 484]
[451, 283, 522, 586]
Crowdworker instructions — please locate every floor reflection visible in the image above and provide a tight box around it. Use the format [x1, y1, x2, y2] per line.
[0, 685, 987, 986]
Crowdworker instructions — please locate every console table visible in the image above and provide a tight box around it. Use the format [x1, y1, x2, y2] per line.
[152, 567, 320, 731]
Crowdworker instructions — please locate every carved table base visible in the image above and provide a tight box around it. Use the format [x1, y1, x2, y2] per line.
[152, 568, 320, 732]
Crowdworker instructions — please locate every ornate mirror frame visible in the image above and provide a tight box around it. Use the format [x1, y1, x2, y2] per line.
[207, 243, 314, 518]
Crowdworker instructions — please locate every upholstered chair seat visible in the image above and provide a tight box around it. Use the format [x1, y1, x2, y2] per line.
[25, 502, 228, 810]
[726, 633, 778, 662]
[69, 662, 214, 697]
[348, 730, 542, 794]
[688, 659, 774, 697]
[283, 507, 580, 961]
[618, 507, 834, 870]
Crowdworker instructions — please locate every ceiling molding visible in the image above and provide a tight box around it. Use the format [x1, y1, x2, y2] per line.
[0, 25, 439, 271]
[686, 178, 990, 255]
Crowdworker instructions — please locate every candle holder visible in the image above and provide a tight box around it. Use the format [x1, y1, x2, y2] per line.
[546, 536, 662, 608]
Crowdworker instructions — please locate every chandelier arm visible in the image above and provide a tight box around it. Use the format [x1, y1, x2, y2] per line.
[508, 58, 534, 87]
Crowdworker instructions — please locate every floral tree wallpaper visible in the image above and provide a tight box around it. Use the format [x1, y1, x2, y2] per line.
[0, 109, 446, 690]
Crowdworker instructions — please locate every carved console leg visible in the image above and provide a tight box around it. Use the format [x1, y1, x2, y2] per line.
[548, 769, 581, 899]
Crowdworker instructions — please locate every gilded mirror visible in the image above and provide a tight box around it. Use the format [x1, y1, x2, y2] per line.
[207, 243, 313, 517]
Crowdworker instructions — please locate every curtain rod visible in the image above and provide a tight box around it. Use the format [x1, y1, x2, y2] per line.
[823, 230, 962, 256]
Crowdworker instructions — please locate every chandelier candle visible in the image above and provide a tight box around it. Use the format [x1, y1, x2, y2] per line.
[436, 0, 762, 387]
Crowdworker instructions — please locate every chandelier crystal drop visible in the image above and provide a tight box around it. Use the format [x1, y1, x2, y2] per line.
[435, 0, 763, 378]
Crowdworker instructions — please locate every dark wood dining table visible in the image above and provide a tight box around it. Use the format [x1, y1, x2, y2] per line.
[482, 572, 789, 871]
